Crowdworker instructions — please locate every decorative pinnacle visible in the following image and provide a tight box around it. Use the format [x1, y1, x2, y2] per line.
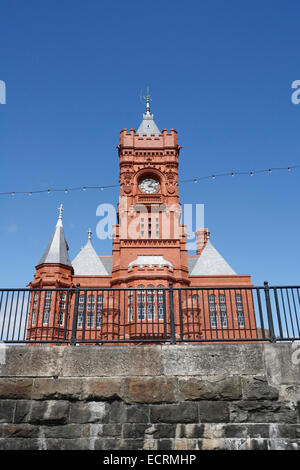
[144, 86, 151, 115]
[58, 204, 64, 220]
[88, 228, 92, 241]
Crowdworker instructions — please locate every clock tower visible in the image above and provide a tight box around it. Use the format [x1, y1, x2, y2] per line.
[111, 92, 190, 288]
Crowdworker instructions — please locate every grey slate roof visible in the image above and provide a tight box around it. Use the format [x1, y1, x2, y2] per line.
[137, 112, 160, 137]
[37, 217, 72, 267]
[99, 256, 113, 275]
[189, 240, 236, 276]
[72, 240, 109, 275]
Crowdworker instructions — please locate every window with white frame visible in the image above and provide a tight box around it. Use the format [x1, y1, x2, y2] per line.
[43, 309, 50, 324]
[88, 295, 95, 303]
[210, 312, 218, 327]
[137, 304, 145, 320]
[158, 304, 165, 320]
[220, 312, 228, 327]
[77, 313, 83, 328]
[87, 313, 94, 328]
[96, 313, 101, 328]
[128, 305, 133, 322]
[58, 311, 64, 326]
[237, 312, 245, 327]
[79, 295, 85, 303]
[45, 291, 52, 299]
[147, 304, 155, 320]
[137, 285, 145, 303]
[158, 285, 164, 303]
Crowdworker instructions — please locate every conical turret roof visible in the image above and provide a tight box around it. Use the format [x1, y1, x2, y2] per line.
[37, 204, 72, 267]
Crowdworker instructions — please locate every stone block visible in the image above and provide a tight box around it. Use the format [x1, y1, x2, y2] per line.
[69, 401, 108, 424]
[150, 403, 198, 423]
[124, 377, 176, 403]
[230, 400, 297, 424]
[162, 344, 264, 376]
[2, 346, 64, 377]
[241, 376, 279, 400]
[14, 400, 31, 423]
[0, 399, 15, 423]
[157, 438, 173, 450]
[145, 423, 176, 439]
[126, 404, 149, 423]
[32, 378, 83, 401]
[0, 438, 41, 450]
[264, 343, 300, 386]
[0, 423, 39, 438]
[178, 376, 242, 401]
[198, 401, 230, 423]
[122, 423, 149, 439]
[29, 400, 70, 425]
[82, 378, 123, 401]
[175, 423, 205, 439]
[40, 424, 83, 439]
[62, 346, 163, 377]
[0, 378, 33, 399]
[108, 401, 127, 423]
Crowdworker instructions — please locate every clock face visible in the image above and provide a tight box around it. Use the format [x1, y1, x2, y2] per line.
[139, 178, 159, 194]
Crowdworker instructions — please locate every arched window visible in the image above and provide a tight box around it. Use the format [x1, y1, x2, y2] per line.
[137, 285, 145, 303]
[157, 285, 164, 303]
[147, 285, 155, 303]
[208, 294, 216, 303]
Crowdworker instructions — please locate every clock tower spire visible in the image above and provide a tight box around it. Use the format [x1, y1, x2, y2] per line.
[112, 97, 189, 288]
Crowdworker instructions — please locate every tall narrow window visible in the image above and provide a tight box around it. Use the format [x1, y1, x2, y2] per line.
[77, 314, 83, 328]
[87, 313, 94, 328]
[237, 312, 245, 327]
[210, 312, 218, 328]
[148, 217, 152, 239]
[137, 304, 145, 320]
[58, 312, 64, 326]
[43, 309, 50, 325]
[220, 312, 228, 327]
[96, 313, 101, 328]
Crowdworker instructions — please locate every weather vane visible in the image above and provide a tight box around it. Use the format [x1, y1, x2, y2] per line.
[142, 86, 151, 114]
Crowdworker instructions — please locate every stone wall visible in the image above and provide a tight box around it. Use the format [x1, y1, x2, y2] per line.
[0, 344, 299, 450]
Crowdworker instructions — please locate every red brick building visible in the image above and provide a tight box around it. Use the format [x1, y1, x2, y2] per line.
[27, 98, 256, 343]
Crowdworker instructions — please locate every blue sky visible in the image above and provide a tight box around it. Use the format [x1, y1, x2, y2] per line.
[0, 0, 299, 287]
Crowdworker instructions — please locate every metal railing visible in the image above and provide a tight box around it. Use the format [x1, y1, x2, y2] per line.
[0, 283, 299, 345]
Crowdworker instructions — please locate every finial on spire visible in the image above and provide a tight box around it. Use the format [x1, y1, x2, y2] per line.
[88, 228, 92, 241]
[144, 86, 151, 115]
[58, 204, 64, 220]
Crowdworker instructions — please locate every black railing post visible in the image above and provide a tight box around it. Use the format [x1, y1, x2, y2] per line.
[169, 283, 176, 344]
[70, 284, 80, 346]
[264, 281, 276, 342]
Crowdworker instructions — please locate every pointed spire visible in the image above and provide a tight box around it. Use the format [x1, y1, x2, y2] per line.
[145, 87, 151, 115]
[137, 87, 160, 137]
[72, 229, 108, 275]
[36, 205, 72, 267]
